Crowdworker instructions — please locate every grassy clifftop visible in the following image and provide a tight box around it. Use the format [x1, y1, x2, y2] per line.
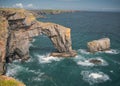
[0, 75, 25, 86]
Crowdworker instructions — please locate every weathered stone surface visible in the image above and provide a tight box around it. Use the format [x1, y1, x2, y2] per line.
[0, 75, 26, 86]
[0, 8, 76, 63]
[89, 59, 102, 65]
[0, 16, 8, 63]
[87, 38, 110, 52]
[0, 62, 6, 75]
[50, 50, 77, 57]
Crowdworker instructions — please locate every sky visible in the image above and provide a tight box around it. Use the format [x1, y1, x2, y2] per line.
[0, 0, 120, 11]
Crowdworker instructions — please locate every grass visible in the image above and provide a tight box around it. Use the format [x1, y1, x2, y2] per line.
[0, 75, 25, 86]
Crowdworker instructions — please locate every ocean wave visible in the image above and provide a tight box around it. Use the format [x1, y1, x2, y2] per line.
[6, 63, 45, 82]
[78, 49, 90, 55]
[104, 49, 119, 54]
[36, 54, 63, 64]
[6, 64, 25, 77]
[29, 43, 35, 47]
[74, 55, 108, 67]
[32, 38, 36, 42]
[31, 72, 45, 82]
[78, 49, 120, 55]
[81, 71, 110, 85]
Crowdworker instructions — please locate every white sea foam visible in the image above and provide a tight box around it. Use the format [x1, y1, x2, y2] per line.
[78, 48, 119, 55]
[104, 49, 119, 54]
[31, 72, 44, 82]
[29, 43, 34, 47]
[89, 73, 103, 79]
[6, 64, 24, 77]
[36, 54, 63, 64]
[77, 60, 94, 66]
[6, 63, 45, 82]
[75, 56, 108, 66]
[81, 71, 110, 85]
[110, 70, 113, 73]
[78, 49, 90, 54]
[32, 38, 36, 42]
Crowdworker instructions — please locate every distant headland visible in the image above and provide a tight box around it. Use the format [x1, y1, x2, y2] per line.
[29, 9, 80, 18]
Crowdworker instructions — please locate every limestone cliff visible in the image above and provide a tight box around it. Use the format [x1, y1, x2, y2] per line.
[0, 8, 76, 65]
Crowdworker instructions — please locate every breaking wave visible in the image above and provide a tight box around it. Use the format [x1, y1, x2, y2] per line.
[74, 55, 108, 67]
[78, 49, 120, 55]
[6, 64, 25, 77]
[81, 70, 110, 85]
[78, 49, 90, 55]
[104, 49, 119, 54]
[36, 54, 63, 64]
[6, 63, 45, 82]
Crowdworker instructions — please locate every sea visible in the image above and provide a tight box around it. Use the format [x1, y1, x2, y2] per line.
[6, 11, 120, 86]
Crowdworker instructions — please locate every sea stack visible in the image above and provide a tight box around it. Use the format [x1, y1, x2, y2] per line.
[87, 38, 110, 52]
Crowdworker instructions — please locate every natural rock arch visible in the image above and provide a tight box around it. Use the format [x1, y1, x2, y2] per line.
[0, 8, 76, 63]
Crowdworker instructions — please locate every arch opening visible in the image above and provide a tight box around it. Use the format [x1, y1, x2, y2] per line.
[29, 34, 56, 55]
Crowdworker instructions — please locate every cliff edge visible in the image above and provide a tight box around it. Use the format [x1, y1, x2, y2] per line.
[0, 8, 76, 74]
[0, 75, 25, 86]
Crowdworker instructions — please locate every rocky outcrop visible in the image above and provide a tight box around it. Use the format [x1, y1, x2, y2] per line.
[0, 8, 76, 64]
[87, 38, 110, 52]
[89, 59, 102, 65]
[0, 16, 8, 62]
[50, 50, 77, 57]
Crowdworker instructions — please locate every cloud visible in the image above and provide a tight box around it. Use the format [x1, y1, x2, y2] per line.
[13, 3, 23, 8]
[27, 4, 33, 8]
[13, 3, 34, 9]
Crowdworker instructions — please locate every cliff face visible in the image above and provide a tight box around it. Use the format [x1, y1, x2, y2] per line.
[0, 8, 76, 64]
[0, 16, 8, 62]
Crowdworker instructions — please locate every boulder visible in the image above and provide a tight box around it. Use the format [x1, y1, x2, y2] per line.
[87, 38, 110, 52]
[89, 59, 102, 65]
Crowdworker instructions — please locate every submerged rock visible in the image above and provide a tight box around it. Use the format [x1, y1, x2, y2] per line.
[87, 38, 110, 52]
[89, 59, 102, 65]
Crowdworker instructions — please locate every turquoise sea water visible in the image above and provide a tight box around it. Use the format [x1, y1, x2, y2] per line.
[6, 11, 120, 86]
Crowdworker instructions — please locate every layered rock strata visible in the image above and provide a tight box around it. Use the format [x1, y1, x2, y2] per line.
[0, 8, 76, 66]
[87, 38, 110, 52]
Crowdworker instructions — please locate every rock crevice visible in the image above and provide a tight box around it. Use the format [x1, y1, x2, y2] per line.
[0, 8, 76, 65]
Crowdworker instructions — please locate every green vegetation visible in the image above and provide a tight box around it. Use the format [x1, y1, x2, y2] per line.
[0, 76, 25, 86]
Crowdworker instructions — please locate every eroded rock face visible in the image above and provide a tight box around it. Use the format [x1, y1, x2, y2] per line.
[50, 50, 77, 57]
[87, 38, 110, 52]
[0, 8, 76, 64]
[0, 17, 8, 62]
